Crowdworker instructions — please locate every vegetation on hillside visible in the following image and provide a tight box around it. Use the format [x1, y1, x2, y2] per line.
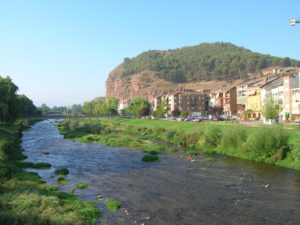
[115, 42, 300, 83]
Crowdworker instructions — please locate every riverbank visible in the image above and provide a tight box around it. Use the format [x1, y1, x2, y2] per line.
[59, 118, 300, 170]
[23, 119, 300, 224]
[0, 121, 100, 225]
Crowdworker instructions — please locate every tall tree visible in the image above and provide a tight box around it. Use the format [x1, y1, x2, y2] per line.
[82, 101, 95, 116]
[127, 97, 151, 117]
[262, 94, 283, 121]
[105, 97, 119, 123]
[0, 76, 19, 123]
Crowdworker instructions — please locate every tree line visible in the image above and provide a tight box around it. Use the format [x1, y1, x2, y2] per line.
[0, 76, 41, 123]
[118, 42, 300, 83]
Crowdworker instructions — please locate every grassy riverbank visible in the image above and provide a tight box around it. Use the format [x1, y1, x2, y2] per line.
[0, 122, 100, 225]
[59, 118, 300, 170]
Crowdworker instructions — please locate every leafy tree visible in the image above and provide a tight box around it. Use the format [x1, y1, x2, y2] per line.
[152, 99, 170, 117]
[262, 94, 283, 121]
[38, 104, 50, 113]
[0, 76, 19, 123]
[71, 104, 82, 116]
[92, 99, 107, 116]
[105, 97, 119, 122]
[180, 110, 189, 118]
[82, 101, 95, 116]
[17, 94, 41, 117]
[140, 107, 150, 117]
[127, 97, 150, 117]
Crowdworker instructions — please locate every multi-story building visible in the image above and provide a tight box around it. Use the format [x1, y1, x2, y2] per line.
[153, 89, 208, 115]
[222, 85, 237, 117]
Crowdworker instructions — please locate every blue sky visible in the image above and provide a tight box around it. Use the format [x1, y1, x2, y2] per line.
[0, 0, 300, 107]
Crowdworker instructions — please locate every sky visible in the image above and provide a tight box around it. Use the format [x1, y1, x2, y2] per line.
[0, 0, 300, 107]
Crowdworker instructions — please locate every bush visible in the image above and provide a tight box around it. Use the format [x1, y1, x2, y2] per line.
[142, 154, 159, 162]
[153, 127, 166, 136]
[165, 130, 177, 140]
[222, 126, 247, 148]
[203, 127, 222, 147]
[242, 126, 289, 159]
[69, 119, 80, 131]
[292, 139, 300, 160]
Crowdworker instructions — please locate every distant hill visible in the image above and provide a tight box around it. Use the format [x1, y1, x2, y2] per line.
[109, 42, 300, 83]
[106, 42, 300, 103]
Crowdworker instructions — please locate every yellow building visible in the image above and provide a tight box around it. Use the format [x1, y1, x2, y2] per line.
[246, 88, 262, 119]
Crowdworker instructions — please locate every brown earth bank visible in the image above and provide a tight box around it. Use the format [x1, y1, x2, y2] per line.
[22, 120, 300, 225]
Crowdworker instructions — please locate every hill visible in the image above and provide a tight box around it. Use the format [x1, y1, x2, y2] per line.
[106, 42, 300, 102]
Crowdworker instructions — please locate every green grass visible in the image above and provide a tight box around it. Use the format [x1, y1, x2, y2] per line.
[186, 151, 198, 156]
[58, 118, 300, 171]
[105, 199, 122, 212]
[55, 168, 69, 175]
[0, 122, 100, 224]
[56, 176, 70, 184]
[76, 183, 90, 189]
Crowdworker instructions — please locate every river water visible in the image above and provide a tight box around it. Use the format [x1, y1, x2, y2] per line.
[21, 120, 300, 225]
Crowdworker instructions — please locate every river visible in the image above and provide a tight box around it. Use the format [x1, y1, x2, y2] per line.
[21, 120, 300, 225]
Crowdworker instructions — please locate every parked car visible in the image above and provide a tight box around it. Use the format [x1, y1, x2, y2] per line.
[185, 118, 192, 122]
[176, 117, 185, 121]
[192, 118, 203, 122]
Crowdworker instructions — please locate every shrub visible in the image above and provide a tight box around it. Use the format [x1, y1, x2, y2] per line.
[222, 126, 247, 148]
[165, 130, 177, 140]
[55, 168, 69, 175]
[105, 199, 122, 212]
[153, 127, 166, 136]
[242, 126, 289, 159]
[292, 139, 300, 160]
[203, 127, 222, 147]
[69, 119, 80, 131]
[142, 154, 159, 162]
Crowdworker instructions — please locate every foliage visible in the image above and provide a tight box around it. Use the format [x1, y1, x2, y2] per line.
[203, 127, 222, 147]
[262, 94, 283, 121]
[0, 122, 100, 224]
[186, 151, 198, 156]
[171, 108, 181, 117]
[105, 199, 122, 212]
[242, 126, 289, 159]
[0, 76, 19, 123]
[127, 97, 150, 116]
[82, 101, 95, 116]
[222, 126, 247, 148]
[180, 110, 189, 118]
[115, 42, 300, 83]
[152, 99, 170, 117]
[17, 95, 41, 118]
